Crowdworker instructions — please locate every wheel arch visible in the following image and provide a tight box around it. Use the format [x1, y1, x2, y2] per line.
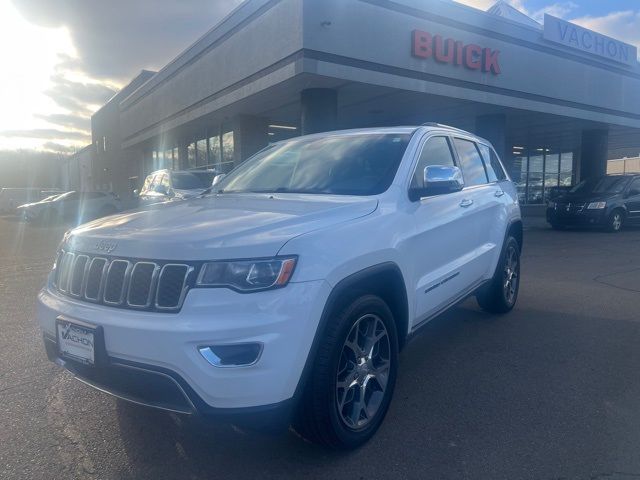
[292, 262, 409, 403]
[507, 219, 523, 252]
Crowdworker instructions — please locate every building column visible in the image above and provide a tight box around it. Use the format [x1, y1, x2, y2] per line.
[475, 114, 507, 162]
[232, 115, 269, 165]
[579, 129, 609, 180]
[300, 88, 337, 135]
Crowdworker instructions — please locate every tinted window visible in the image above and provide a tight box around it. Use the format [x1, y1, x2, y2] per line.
[218, 133, 412, 196]
[627, 177, 640, 195]
[478, 144, 506, 182]
[570, 176, 629, 194]
[171, 172, 213, 190]
[453, 138, 488, 186]
[411, 136, 455, 188]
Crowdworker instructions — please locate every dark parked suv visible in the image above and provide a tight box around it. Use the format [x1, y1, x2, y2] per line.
[547, 174, 640, 232]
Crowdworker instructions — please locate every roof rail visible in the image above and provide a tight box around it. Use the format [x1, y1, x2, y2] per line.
[420, 122, 469, 133]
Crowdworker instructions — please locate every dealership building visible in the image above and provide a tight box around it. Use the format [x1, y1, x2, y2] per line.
[86, 0, 640, 205]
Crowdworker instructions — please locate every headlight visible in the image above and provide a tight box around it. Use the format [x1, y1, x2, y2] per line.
[548, 201, 557, 209]
[196, 256, 297, 292]
[587, 202, 606, 209]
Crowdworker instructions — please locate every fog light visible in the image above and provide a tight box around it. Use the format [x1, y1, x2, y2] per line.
[199, 343, 263, 367]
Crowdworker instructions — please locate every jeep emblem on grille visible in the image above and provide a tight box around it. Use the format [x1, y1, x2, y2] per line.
[95, 240, 118, 254]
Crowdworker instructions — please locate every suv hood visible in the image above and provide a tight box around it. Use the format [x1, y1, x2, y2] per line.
[66, 193, 378, 260]
[555, 192, 614, 203]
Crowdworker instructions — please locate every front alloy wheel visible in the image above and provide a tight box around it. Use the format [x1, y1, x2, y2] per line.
[607, 210, 623, 232]
[294, 295, 398, 449]
[336, 314, 391, 430]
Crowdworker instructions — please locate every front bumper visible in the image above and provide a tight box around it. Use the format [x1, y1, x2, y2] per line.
[546, 207, 607, 227]
[37, 279, 331, 415]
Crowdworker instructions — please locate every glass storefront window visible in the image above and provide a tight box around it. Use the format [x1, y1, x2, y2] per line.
[208, 135, 221, 167]
[560, 152, 574, 186]
[172, 147, 179, 170]
[187, 143, 196, 169]
[196, 139, 207, 168]
[527, 154, 544, 204]
[511, 149, 575, 205]
[510, 156, 527, 204]
[544, 153, 560, 200]
[222, 131, 234, 173]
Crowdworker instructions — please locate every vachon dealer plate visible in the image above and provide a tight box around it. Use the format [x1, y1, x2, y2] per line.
[57, 319, 95, 365]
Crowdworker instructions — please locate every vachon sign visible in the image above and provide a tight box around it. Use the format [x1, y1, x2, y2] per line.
[411, 30, 501, 75]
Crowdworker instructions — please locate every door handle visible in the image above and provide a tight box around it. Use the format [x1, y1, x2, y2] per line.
[494, 190, 505, 197]
[459, 198, 474, 208]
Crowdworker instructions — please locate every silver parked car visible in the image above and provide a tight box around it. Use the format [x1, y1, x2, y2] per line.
[18, 191, 122, 224]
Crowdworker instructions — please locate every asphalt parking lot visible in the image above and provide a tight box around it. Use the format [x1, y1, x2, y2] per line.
[1, 215, 640, 480]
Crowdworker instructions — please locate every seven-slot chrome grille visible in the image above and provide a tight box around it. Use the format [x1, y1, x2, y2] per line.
[53, 251, 195, 312]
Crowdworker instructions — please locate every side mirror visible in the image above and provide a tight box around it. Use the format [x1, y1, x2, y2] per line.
[409, 165, 464, 201]
[212, 174, 226, 187]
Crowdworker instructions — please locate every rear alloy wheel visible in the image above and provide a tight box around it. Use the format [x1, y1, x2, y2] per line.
[294, 295, 398, 449]
[477, 236, 520, 314]
[606, 210, 624, 233]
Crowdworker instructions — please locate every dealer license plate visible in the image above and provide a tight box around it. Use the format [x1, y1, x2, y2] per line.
[57, 320, 95, 365]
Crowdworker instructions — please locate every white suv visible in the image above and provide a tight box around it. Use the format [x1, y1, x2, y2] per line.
[37, 125, 522, 449]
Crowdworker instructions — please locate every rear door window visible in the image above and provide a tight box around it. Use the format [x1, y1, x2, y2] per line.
[477, 144, 507, 182]
[453, 138, 489, 187]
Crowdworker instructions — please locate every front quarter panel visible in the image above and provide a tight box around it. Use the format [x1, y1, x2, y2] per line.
[278, 189, 417, 331]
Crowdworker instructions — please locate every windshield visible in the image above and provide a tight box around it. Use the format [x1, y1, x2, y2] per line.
[217, 133, 411, 196]
[172, 172, 214, 190]
[570, 176, 630, 195]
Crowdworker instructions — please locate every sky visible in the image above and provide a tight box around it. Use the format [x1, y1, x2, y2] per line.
[0, 0, 638, 155]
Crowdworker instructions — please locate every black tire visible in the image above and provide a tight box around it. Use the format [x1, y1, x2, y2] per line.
[605, 209, 624, 233]
[294, 294, 398, 449]
[476, 236, 520, 314]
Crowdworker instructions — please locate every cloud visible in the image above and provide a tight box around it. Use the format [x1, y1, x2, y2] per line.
[572, 10, 640, 53]
[530, 2, 577, 22]
[0, 129, 90, 141]
[43, 74, 116, 119]
[454, 0, 577, 22]
[41, 142, 77, 154]
[35, 113, 90, 132]
[10, 0, 244, 81]
[2, 0, 241, 152]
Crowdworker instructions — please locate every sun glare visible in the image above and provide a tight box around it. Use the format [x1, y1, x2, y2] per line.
[0, 0, 77, 147]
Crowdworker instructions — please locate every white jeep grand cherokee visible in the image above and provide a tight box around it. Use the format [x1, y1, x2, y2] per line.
[38, 125, 522, 449]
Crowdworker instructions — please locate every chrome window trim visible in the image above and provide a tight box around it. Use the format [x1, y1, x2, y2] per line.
[52, 250, 65, 289]
[127, 262, 160, 308]
[103, 260, 131, 306]
[58, 252, 75, 294]
[69, 254, 90, 297]
[83, 257, 108, 302]
[155, 264, 193, 311]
